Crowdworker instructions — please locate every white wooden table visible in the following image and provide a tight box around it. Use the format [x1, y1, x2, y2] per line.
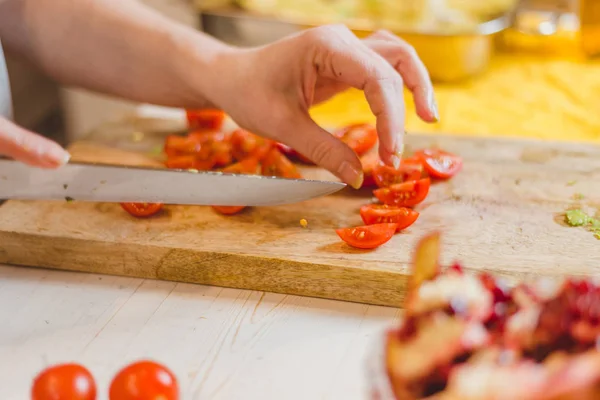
[0, 264, 400, 400]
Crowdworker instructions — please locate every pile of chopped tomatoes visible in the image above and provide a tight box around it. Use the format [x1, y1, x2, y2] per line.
[120, 111, 382, 218]
[32, 360, 178, 400]
[336, 148, 462, 250]
[120, 109, 464, 252]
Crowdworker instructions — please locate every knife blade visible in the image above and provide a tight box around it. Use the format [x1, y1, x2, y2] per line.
[0, 159, 346, 206]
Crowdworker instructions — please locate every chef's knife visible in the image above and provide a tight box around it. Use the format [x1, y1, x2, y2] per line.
[0, 159, 346, 206]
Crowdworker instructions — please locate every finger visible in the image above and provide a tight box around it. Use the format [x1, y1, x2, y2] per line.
[307, 25, 405, 167]
[364, 30, 438, 123]
[282, 109, 363, 189]
[0, 117, 70, 168]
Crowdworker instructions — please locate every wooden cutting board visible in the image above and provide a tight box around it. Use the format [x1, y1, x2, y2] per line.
[1, 134, 599, 308]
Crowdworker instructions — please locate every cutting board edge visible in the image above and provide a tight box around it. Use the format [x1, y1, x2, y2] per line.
[0, 231, 409, 308]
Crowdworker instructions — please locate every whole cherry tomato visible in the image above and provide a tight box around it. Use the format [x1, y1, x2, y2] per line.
[32, 363, 97, 400]
[109, 360, 178, 400]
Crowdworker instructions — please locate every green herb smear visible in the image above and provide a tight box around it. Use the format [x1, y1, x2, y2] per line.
[565, 209, 600, 240]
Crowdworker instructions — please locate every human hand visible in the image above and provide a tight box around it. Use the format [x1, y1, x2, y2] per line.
[209, 25, 437, 188]
[0, 116, 70, 168]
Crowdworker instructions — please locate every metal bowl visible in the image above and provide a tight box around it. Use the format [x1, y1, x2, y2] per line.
[199, 5, 511, 82]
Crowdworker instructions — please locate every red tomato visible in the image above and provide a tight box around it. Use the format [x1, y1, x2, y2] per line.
[109, 360, 178, 400]
[212, 205, 245, 215]
[373, 178, 431, 207]
[359, 204, 419, 231]
[335, 223, 398, 249]
[372, 159, 423, 188]
[230, 129, 273, 161]
[164, 132, 225, 158]
[221, 157, 260, 175]
[120, 203, 163, 218]
[414, 149, 463, 179]
[186, 109, 225, 131]
[261, 148, 302, 179]
[32, 363, 96, 400]
[360, 152, 379, 188]
[333, 123, 378, 156]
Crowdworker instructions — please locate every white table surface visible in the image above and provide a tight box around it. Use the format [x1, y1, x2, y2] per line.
[0, 264, 401, 400]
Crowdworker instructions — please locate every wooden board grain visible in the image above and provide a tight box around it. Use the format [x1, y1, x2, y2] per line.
[1, 134, 600, 308]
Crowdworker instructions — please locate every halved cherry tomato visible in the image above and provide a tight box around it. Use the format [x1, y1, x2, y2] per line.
[333, 123, 378, 156]
[121, 202, 163, 218]
[165, 155, 215, 170]
[359, 204, 420, 231]
[32, 363, 96, 400]
[212, 205, 245, 215]
[186, 108, 225, 131]
[373, 178, 431, 207]
[164, 135, 201, 158]
[336, 223, 398, 249]
[372, 159, 423, 188]
[275, 142, 313, 164]
[211, 157, 259, 215]
[360, 152, 379, 188]
[261, 148, 302, 179]
[414, 148, 463, 179]
[109, 360, 178, 400]
[221, 157, 259, 175]
[230, 129, 273, 162]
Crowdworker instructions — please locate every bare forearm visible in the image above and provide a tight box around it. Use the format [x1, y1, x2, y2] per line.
[0, 0, 231, 108]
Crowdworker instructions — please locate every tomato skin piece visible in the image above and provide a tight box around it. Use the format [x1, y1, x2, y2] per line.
[109, 360, 178, 400]
[414, 149, 463, 179]
[333, 123, 378, 156]
[336, 223, 398, 249]
[32, 363, 97, 400]
[359, 204, 420, 231]
[120, 203, 163, 218]
[261, 148, 302, 179]
[186, 109, 225, 131]
[373, 178, 431, 207]
[165, 155, 216, 170]
[212, 205, 245, 215]
[372, 159, 423, 188]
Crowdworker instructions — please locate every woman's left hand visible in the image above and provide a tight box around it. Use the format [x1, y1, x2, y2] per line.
[207, 26, 438, 188]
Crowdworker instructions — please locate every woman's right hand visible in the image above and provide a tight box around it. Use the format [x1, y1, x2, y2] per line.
[0, 116, 70, 168]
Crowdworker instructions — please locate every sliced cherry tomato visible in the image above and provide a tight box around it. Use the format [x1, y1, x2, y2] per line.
[121, 202, 163, 218]
[230, 129, 274, 162]
[109, 360, 178, 400]
[373, 159, 423, 188]
[333, 123, 378, 156]
[186, 108, 225, 131]
[414, 148, 463, 179]
[32, 363, 96, 400]
[212, 205, 245, 215]
[165, 155, 215, 170]
[360, 152, 379, 188]
[359, 204, 420, 231]
[373, 178, 431, 207]
[221, 157, 260, 175]
[261, 148, 302, 179]
[164, 132, 226, 158]
[336, 223, 398, 249]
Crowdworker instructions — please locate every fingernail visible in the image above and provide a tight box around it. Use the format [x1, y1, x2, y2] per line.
[395, 139, 404, 158]
[46, 147, 71, 167]
[391, 154, 401, 169]
[428, 90, 440, 122]
[338, 161, 364, 189]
